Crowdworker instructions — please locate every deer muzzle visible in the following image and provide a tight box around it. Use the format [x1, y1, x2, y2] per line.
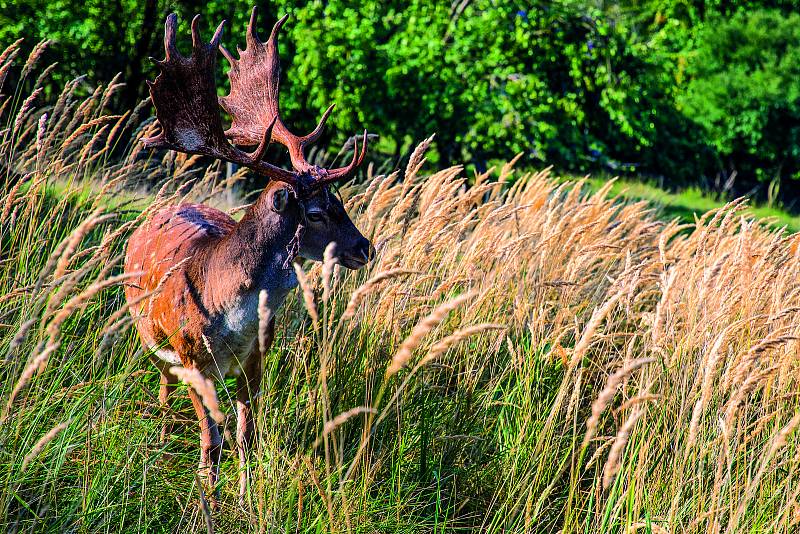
[341, 237, 374, 269]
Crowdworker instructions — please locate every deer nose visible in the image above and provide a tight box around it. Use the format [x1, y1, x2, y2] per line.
[356, 237, 374, 263]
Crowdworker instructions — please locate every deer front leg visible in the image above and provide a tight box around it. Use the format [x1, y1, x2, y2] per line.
[187, 385, 222, 506]
[236, 357, 261, 504]
[237, 319, 272, 504]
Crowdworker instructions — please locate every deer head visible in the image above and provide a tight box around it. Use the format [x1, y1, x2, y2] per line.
[143, 8, 373, 269]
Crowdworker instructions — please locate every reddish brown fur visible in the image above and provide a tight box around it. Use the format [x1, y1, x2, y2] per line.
[123, 181, 372, 502]
[124, 203, 236, 371]
[124, 194, 293, 501]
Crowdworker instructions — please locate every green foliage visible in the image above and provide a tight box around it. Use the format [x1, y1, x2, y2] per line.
[678, 9, 800, 184]
[0, 0, 161, 104]
[1, 0, 799, 200]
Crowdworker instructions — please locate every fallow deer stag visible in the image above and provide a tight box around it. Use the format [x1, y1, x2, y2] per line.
[124, 8, 373, 502]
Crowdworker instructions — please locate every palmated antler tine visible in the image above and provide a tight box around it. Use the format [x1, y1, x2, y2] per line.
[190, 15, 203, 50]
[266, 12, 290, 52]
[247, 6, 271, 48]
[219, 43, 236, 66]
[210, 20, 225, 47]
[357, 129, 369, 166]
[191, 14, 224, 50]
[163, 13, 179, 61]
[301, 103, 335, 145]
[248, 116, 277, 164]
[143, 12, 299, 188]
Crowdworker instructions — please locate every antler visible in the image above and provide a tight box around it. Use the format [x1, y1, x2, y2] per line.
[144, 10, 368, 193]
[143, 14, 298, 187]
[219, 7, 368, 187]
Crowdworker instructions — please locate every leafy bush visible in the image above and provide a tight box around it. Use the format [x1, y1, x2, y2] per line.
[0, 1, 685, 170]
[678, 9, 800, 186]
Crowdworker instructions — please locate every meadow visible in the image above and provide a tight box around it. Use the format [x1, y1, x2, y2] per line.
[4, 39, 800, 534]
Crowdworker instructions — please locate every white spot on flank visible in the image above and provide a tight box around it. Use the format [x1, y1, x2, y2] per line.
[155, 349, 181, 365]
[223, 296, 249, 335]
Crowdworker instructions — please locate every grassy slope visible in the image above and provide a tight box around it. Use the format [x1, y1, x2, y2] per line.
[7, 163, 800, 533]
[575, 175, 800, 233]
[48, 168, 800, 234]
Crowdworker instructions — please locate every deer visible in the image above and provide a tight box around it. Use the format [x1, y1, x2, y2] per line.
[123, 7, 374, 503]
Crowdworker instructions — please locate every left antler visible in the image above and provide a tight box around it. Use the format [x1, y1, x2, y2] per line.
[144, 9, 368, 193]
[144, 13, 300, 188]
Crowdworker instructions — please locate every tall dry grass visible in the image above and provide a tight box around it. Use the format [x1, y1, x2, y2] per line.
[2, 38, 800, 533]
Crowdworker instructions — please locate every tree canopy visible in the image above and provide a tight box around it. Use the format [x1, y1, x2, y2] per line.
[2, 0, 798, 201]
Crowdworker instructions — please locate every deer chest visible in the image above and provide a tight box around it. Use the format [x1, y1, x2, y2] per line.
[203, 273, 296, 379]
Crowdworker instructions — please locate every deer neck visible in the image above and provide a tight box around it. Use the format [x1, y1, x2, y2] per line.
[202, 189, 301, 313]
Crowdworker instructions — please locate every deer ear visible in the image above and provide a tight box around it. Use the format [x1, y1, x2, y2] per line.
[271, 187, 290, 213]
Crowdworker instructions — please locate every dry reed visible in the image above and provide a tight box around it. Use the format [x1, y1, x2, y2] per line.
[21, 420, 70, 471]
[4, 56, 800, 531]
[386, 292, 476, 377]
[293, 262, 319, 327]
[169, 366, 225, 424]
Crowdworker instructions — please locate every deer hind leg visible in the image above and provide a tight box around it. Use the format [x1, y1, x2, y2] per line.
[237, 319, 272, 503]
[187, 386, 222, 505]
[158, 369, 178, 442]
[149, 355, 178, 443]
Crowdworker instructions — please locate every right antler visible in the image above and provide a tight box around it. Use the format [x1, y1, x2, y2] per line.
[219, 7, 368, 186]
[144, 10, 368, 195]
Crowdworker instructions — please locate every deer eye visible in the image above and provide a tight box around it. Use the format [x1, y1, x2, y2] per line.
[306, 211, 325, 223]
